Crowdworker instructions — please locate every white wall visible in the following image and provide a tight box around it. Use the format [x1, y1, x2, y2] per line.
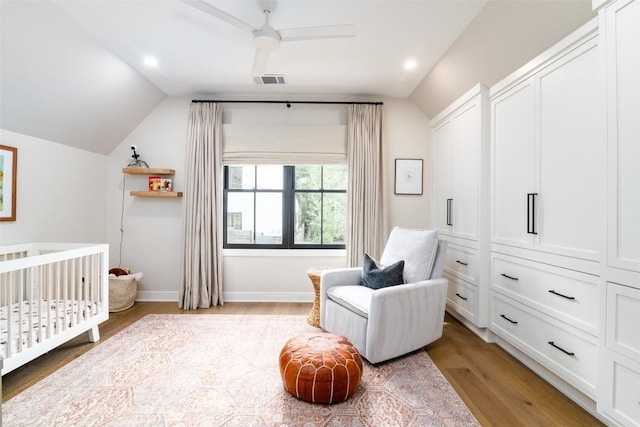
[106, 96, 431, 302]
[0, 129, 107, 245]
[106, 97, 189, 302]
[381, 98, 432, 234]
[410, 0, 595, 118]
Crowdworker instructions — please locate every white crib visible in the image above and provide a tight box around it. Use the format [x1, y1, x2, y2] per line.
[0, 243, 109, 375]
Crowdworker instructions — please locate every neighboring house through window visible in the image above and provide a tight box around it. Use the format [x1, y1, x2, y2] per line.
[224, 164, 347, 249]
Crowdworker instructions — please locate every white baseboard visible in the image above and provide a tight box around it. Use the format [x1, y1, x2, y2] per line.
[223, 292, 314, 302]
[133, 291, 314, 303]
[445, 308, 495, 343]
[135, 291, 179, 302]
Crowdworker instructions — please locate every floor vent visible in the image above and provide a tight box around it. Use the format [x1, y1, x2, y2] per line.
[254, 74, 287, 85]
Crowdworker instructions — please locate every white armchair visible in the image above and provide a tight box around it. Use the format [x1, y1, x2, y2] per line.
[319, 227, 448, 364]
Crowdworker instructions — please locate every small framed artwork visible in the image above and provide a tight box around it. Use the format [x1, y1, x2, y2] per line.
[394, 158, 423, 195]
[0, 145, 17, 221]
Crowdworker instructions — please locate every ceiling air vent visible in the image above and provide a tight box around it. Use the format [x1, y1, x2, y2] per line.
[254, 74, 287, 85]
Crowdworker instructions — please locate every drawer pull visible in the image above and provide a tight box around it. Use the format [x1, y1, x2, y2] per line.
[501, 273, 519, 281]
[455, 293, 468, 301]
[500, 314, 518, 325]
[548, 341, 575, 356]
[548, 290, 575, 300]
[456, 260, 468, 266]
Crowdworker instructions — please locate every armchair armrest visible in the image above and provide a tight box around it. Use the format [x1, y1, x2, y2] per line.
[319, 267, 362, 327]
[366, 277, 448, 364]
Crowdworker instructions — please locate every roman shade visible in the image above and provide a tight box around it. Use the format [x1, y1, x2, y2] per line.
[222, 124, 347, 164]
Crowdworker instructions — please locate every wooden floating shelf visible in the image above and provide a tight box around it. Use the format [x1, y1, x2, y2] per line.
[122, 167, 175, 175]
[130, 191, 183, 198]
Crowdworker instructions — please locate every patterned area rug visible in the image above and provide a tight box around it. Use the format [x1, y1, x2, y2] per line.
[2, 314, 479, 426]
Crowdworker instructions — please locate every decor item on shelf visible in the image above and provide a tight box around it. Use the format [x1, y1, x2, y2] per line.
[148, 176, 162, 191]
[394, 158, 423, 195]
[161, 178, 172, 192]
[127, 144, 149, 168]
[0, 144, 18, 221]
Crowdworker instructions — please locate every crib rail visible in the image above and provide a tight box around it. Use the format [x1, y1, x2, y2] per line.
[0, 243, 109, 374]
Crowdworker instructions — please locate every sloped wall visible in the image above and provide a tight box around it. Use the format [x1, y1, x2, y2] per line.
[0, 129, 107, 245]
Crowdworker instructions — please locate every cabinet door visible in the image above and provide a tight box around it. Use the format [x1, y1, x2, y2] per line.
[451, 101, 481, 241]
[535, 37, 604, 261]
[605, 0, 640, 272]
[431, 119, 454, 233]
[491, 78, 535, 249]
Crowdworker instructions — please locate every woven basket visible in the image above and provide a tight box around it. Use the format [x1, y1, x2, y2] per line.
[109, 276, 137, 312]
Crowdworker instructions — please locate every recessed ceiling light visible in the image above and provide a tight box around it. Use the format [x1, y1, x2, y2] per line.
[144, 56, 158, 67]
[404, 59, 417, 71]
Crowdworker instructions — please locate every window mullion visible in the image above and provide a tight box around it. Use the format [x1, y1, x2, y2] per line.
[283, 166, 294, 249]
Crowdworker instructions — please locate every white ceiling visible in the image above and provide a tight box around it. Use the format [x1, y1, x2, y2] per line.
[0, 0, 488, 154]
[53, 0, 487, 98]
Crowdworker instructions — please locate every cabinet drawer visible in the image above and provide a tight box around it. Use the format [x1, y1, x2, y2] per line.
[606, 282, 640, 360]
[491, 253, 599, 335]
[444, 244, 478, 283]
[490, 292, 597, 397]
[600, 350, 640, 427]
[445, 273, 477, 322]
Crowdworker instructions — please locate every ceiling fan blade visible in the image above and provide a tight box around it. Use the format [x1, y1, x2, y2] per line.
[180, 0, 256, 33]
[278, 24, 356, 42]
[252, 48, 270, 76]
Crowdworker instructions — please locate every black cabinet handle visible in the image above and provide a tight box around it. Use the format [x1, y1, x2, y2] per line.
[500, 314, 518, 324]
[455, 293, 467, 301]
[548, 341, 575, 356]
[548, 290, 575, 300]
[456, 260, 468, 266]
[527, 193, 538, 235]
[446, 199, 453, 226]
[501, 273, 519, 281]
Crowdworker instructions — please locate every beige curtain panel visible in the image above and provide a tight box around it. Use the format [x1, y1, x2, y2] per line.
[179, 102, 224, 309]
[346, 104, 383, 266]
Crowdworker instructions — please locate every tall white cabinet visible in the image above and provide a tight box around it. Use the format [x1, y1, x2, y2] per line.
[430, 84, 490, 331]
[488, 18, 606, 409]
[594, 0, 640, 425]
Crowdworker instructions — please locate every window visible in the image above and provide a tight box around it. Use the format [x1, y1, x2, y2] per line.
[224, 165, 347, 249]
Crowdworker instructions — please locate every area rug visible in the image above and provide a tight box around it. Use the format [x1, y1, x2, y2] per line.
[2, 314, 479, 426]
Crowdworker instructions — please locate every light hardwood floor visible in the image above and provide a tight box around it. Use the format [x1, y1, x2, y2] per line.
[1, 302, 603, 426]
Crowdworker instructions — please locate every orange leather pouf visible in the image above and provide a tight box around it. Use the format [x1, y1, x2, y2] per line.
[279, 333, 363, 404]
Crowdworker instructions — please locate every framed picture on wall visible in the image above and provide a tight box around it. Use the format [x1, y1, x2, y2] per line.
[0, 145, 18, 221]
[394, 158, 422, 195]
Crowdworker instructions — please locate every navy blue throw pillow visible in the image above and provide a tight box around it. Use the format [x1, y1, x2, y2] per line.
[360, 253, 405, 290]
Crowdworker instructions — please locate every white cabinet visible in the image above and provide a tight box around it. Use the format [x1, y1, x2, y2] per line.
[601, 0, 640, 276]
[489, 17, 606, 415]
[430, 84, 490, 329]
[490, 24, 604, 262]
[599, 282, 640, 426]
[431, 84, 488, 243]
[490, 292, 598, 398]
[595, 0, 640, 424]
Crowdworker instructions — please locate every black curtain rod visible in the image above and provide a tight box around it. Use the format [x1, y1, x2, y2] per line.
[191, 99, 383, 105]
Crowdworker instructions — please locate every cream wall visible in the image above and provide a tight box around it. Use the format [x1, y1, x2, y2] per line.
[106, 96, 431, 302]
[411, 0, 595, 118]
[0, 129, 107, 245]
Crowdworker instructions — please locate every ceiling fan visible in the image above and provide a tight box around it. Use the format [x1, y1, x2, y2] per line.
[180, 0, 356, 77]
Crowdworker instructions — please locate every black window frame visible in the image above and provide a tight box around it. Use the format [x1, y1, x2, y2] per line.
[223, 165, 346, 249]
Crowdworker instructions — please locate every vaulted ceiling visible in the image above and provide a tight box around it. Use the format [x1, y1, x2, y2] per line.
[0, 0, 487, 154]
[1, 1, 594, 156]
